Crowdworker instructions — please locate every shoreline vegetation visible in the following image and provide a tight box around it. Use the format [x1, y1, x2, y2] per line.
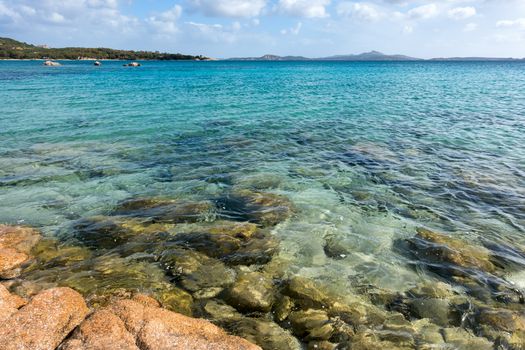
[2, 37, 525, 62]
[0, 37, 208, 61]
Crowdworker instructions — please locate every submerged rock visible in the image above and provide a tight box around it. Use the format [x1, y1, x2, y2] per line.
[0, 225, 41, 279]
[62, 295, 260, 350]
[224, 271, 275, 312]
[70, 216, 141, 249]
[229, 318, 302, 350]
[168, 224, 279, 266]
[283, 276, 335, 309]
[113, 198, 214, 224]
[476, 307, 525, 332]
[218, 189, 294, 227]
[323, 236, 351, 260]
[288, 309, 334, 341]
[156, 286, 194, 316]
[180, 258, 236, 293]
[0, 287, 89, 350]
[70, 216, 172, 249]
[407, 228, 496, 273]
[441, 327, 493, 350]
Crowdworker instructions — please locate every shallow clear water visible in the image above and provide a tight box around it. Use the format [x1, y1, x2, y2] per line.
[1, 60, 524, 308]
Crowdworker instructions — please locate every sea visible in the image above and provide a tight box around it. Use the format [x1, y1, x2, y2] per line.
[1, 60, 524, 347]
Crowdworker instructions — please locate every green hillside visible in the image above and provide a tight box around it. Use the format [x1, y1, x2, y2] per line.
[0, 37, 206, 60]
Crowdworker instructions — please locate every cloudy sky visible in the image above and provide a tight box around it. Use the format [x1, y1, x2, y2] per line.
[1, 0, 525, 58]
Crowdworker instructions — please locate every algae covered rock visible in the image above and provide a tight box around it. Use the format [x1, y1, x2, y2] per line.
[288, 309, 334, 341]
[283, 276, 334, 309]
[180, 258, 236, 293]
[69, 216, 171, 250]
[441, 327, 493, 350]
[224, 271, 275, 312]
[477, 307, 525, 332]
[156, 286, 194, 316]
[0, 225, 41, 279]
[229, 318, 302, 350]
[70, 216, 135, 249]
[218, 189, 294, 227]
[113, 197, 214, 223]
[408, 228, 496, 273]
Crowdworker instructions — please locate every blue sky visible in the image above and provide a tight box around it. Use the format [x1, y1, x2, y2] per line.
[1, 0, 525, 58]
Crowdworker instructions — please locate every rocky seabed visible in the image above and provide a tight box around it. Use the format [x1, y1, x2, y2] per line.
[1, 190, 525, 349]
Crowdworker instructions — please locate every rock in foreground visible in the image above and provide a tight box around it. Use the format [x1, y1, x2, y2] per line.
[0, 225, 41, 279]
[0, 287, 88, 350]
[63, 294, 261, 350]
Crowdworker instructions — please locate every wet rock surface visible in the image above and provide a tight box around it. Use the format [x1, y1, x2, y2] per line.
[224, 271, 275, 312]
[0, 225, 41, 278]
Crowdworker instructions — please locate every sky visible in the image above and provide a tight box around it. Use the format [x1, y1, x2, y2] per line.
[1, 0, 525, 58]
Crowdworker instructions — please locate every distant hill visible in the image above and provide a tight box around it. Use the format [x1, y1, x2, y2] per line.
[227, 51, 524, 62]
[319, 51, 421, 61]
[0, 37, 206, 60]
[228, 51, 420, 61]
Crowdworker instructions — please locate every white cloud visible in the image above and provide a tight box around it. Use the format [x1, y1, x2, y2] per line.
[147, 5, 182, 34]
[464, 22, 477, 31]
[187, 0, 267, 18]
[337, 2, 382, 21]
[281, 21, 303, 35]
[407, 4, 438, 20]
[278, 0, 331, 18]
[403, 24, 413, 34]
[448, 6, 476, 20]
[497, 18, 525, 30]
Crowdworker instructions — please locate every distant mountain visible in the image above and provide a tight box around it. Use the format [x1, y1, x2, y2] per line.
[227, 51, 524, 62]
[318, 51, 421, 61]
[0, 37, 206, 61]
[228, 51, 421, 61]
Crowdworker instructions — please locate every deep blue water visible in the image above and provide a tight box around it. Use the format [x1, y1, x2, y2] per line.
[1, 60, 524, 293]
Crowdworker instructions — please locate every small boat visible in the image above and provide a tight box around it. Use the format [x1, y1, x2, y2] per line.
[94, 61, 101, 66]
[124, 62, 141, 67]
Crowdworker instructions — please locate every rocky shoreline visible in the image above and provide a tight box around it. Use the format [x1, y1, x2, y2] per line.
[1, 189, 525, 349]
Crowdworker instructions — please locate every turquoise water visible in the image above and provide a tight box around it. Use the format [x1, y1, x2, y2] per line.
[1, 60, 525, 344]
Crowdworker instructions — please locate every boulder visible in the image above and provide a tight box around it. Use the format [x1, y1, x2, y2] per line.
[441, 327, 493, 350]
[70, 216, 172, 249]
[224, 271, 275, 312]
[218, 190, 294, 227]
[407, 228, 496, 273]
[230, 318, 302, 350]
[0, 287, 89, 350]
[283, 276, 335, 309]
[62, 296, 260, 350]
[0, 284, 26, 322]
[288, 309, 334, 341]
[43, 60, 61, 66]
[477, 307, 525, 332]
[0, 225, 41, 279]
[160, 248, 235, 294]
[113, 198, 213, 223]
